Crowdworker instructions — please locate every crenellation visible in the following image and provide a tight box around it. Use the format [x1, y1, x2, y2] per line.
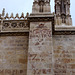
[0, 9, 30, 32]
[0, 8, 29, 21]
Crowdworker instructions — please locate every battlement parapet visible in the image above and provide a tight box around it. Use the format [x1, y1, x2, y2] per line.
[0, 8, 30, 33]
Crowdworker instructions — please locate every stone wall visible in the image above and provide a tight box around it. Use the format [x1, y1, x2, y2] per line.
[0, 35, 29, 75]
[27, 22, 53, 75]
[53, 35, 75, 75]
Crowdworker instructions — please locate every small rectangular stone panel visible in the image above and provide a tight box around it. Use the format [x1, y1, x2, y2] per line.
[0, 35, 29, 75]
[53, 35, 75, 75]
[27, 22, 53, 75]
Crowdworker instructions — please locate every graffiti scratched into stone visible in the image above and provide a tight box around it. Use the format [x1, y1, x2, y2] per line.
[30, 23, 51, 52]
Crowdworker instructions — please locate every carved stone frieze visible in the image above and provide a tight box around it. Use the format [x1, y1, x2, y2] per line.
[1, 20, 30, 32]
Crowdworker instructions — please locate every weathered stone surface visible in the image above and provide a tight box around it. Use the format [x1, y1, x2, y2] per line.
[32, 0, 51, 13]
[53, 35, 75, 75]
[27, 22, 53, 75]
[2, 20, 29, 32]
[55, 0, 72, 25]
[0, 36, 28, 75]
[0, 0, 74, 75]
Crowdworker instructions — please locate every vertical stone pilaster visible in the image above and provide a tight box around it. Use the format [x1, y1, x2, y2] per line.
[27, 21, 53, 75]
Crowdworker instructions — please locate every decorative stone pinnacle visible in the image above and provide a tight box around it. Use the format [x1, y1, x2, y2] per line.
[0, 14, 2, 19]
[2, 8, 5, 17]
[6, 13, 9, 17]
[20, 12, 24, 18]
[26, 12, 29, 18]
[10, 13, 14, 18]
[15, 13, 19, 18]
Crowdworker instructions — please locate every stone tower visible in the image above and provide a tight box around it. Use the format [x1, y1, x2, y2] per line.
[55, 0, 72, 25]
[32, 0, 51, 13]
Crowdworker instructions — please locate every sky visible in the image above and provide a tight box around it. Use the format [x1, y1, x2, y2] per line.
[0, 0, 75, 25]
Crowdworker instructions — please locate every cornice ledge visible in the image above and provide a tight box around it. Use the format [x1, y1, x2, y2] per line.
[55, 26, 75, 31]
